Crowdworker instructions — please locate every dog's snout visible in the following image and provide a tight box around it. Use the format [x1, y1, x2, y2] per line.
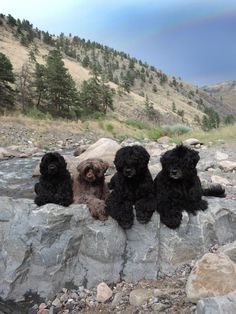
[87, 170, 93, 178]
[171, 169, 178, 175]
[125, 168, 132, 174]
[48, 164, 56, 170]
[123, 167, 136, 178]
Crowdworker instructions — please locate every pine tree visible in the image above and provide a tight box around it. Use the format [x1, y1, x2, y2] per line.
[34, 63, 47, 107]
[0, 52, 15, 84]
[0, 52, 15, 110]
[45, 49, 79, 117]
[78, 76, 114, 116]
[201, 108, 220, 131]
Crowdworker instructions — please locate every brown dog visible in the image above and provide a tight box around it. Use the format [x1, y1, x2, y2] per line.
[72, 158, 109, 221]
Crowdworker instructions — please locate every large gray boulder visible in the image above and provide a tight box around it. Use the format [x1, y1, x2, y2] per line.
[196, 292, 236, 314]
[0, 197, 236, 302]
[159, 197, 236, 273]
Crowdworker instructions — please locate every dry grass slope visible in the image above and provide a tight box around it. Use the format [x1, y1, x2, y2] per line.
[0, 16, 235, 131]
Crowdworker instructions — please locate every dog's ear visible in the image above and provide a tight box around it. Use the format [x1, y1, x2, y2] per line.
[190, 149, 200, 166]
[134, 145, 150, 165]
[55, 152, 67, 169]
[97, 159, 109, 174]
[77, 160, 87, 174]
[160, 150, 172, 167]
[114, 149, 124, 170]
[40, 152, 51, 164]
[40, 153, 49, 174]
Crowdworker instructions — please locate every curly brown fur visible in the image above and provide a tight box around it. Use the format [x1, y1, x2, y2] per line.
[105, 145, 156, 229]
[73, 158, 109, 221]
[154, 144, 225, 229]
[34, 152, 73, 207]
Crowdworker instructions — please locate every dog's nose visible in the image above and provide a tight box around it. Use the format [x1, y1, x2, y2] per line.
[125, 169, 132, 175]
[48, 164, 56, 170]
[87, 172, 93, 178]
[171, 169, 178, 175]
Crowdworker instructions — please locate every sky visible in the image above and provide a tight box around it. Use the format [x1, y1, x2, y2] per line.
[1, 0, 236, 87]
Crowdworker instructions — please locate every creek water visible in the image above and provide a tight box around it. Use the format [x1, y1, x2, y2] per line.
[0, 156, 40, 199]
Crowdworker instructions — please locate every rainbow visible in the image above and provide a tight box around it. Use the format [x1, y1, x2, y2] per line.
[128, 7, 236, 47]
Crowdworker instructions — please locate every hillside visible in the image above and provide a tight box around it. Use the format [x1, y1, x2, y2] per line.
[202, 80, 236, 112]
[0, 13, 235, 129]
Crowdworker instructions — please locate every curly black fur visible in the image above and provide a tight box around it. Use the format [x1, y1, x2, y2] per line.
[106, 145, 156, 229]
[34, 152, 73, 207]
[154, 144, 225, 229]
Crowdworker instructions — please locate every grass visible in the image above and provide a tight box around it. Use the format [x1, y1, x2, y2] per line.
[1, 112, 235, 146]
[172, 125, 236, 144]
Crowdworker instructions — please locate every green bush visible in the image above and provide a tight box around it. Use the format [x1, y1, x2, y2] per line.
[163, 124, 191, 135]
[25, 106, 52, 120]
[147, 127, 162, 140]
[224, 115, 235, 125]
[105, 122, 114, 133]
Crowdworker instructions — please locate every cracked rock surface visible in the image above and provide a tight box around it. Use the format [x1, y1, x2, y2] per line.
[0, 196, 236, 303]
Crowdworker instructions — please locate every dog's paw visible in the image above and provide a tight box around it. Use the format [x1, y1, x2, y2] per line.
[200, 199, 208, 211]
[119, 220, 133, 230]
[160, 212, 182, 229]
[136, 211, 154, 224]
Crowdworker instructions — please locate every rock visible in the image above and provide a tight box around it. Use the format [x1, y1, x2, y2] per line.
[39, 303, 47, 310]
[0, 197, 236, 302]
[33, 138, 121, 177]
[0, 198, 125, 302]
[159, 198, 236, 273]
[123, 213, 160, 282]
[96, 282, 113, 302]
[96, 282, 112, 303]
[198, 160, 216, 171]
[211, 175, 231, 186]
[149, 164, 162, 178]
[153, 288, 168, 297]
[0, 147, 15, 159]
[129, 288, 153, 306]
[196, 292, 236, 314]
[52, 297, 61, 307]
[73, 144, 89, 157]
[218, 160, 236, 172]
[148, 147, 162, 158]
[152, 302, 169, 311]
[111, 292, 123, 308]
[183, 138, 202, 146]
[157, 136, 172, 144]
[186, 252, 236, 303]
[215, 151, 229, 161]
[218, 241, 236, 263]
[75, 138, 121, 166]
[38, 310, 49, 314]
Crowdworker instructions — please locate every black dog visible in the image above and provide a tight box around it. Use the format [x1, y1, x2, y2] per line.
[34, 152, 73, 207]
[154, 144, 225, 229]
[106, 145, 156, 229]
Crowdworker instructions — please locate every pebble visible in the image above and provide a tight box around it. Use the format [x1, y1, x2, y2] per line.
[111, 292, 123, 308]
[129, 288, 154, 306]
[96, 282, 113, 302]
